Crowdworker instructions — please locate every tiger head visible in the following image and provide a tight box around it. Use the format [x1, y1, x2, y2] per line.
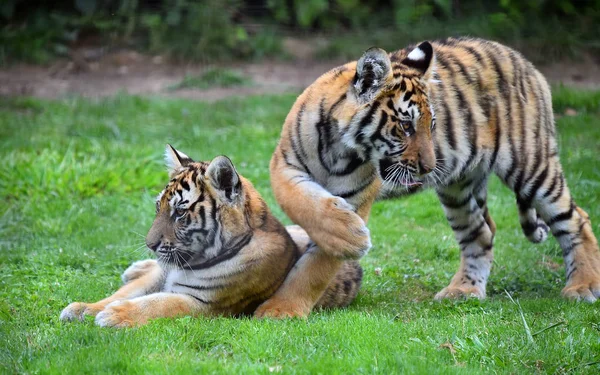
[340, 42, 437, 188]
[145, 145, 258, 269]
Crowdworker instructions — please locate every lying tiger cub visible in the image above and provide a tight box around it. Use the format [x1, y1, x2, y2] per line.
[60, 145, 362, 327]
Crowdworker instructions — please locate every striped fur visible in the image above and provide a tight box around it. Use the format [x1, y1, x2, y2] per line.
[60, 146, 361, 327]
[261, 37, 600, 316]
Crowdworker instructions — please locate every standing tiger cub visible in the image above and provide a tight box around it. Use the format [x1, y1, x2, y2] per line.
[257, 37, 600, 318]
[60, 146, 361, 327]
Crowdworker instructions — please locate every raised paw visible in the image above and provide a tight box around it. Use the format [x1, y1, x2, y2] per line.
[434, 285, 486, 301]
[60, 302, 103, 322]
[95, 300, 138, 328]
[254, 298, 311, 319]
[121, 259, 159, 284]
[562, 281, 600, 303]
[314, 197, 371, 259]
[530, 220, 550, 243]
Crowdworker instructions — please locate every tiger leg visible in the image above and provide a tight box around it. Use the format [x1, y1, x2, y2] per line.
[94, 292, 205, 328]
[284, 225, 363, 309]
[60, 259, 165, 322]
[255, 244, 344, 318]
[269, 148, 373, 261]
[255, 152, 374, 318]
[530, 174, 600, 302]
[434, 176, 495, 300]
[517, 206, 550, 244]
[315, 260, 362, 309]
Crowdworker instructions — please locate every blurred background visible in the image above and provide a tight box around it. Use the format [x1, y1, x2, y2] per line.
[1, 0, 600, 98]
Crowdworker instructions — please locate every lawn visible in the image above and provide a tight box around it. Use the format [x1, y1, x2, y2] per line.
[1, 88, 599, 374]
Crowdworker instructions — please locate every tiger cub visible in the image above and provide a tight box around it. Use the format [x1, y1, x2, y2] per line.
[60, 145, 361, 327]
[257, 37, 600, 318]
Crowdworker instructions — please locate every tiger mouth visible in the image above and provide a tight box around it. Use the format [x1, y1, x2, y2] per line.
[378, 158, 422, 187]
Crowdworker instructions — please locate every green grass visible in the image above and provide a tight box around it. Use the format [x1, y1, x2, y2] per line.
[1, 87, 600, 374]
[168, 68, 253, 91]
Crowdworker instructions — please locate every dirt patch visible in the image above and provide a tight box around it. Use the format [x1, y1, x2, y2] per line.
[1, 49, 598, 101]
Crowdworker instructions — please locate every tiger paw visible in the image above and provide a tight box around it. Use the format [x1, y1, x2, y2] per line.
[254, 298, 311, 319]
[434, 285, 486, 301]
[530, 220, 550, 244]
[562, 279, 600, 303]
[313, 197, 371, 259]
[60, 302, 103, 322]
[121, 259, 159, 284]
[95, 300, 138, 328]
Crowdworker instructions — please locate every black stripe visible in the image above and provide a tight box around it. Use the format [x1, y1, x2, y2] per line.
[316, 100, 336, 174]
[485, 46, 516, 183]
[294, 103, 309, 164]
[520, 166, 549, 210]
[180, 179, 190, 191]
[489, 101, 501, 170]
[547, 203, 574, 227]
[455, 87, 477, 178]
[520, 220, 537, 236]
[356, 102, 381, 145]
[400, 80, 407, 92]
[459, 220, 486, 246]
[190, 295, 212, 304]
[450, 223, 470, 231]
[446, 52, 473, 85]
[566, 266, 577, 281]
[337, 177, 375, 199]
[462, 46, 487, 67]
[441, 101, 457, 150]
[281, 148, 309, 174]
[175, 281, 228, 291]
[553, 230, 570, 238]
[438, 191, 472, 209]
[343, 280, 353, 295]
[289, 123, 310, 174]
[512, 62, 529, 194]
[465, 244, 493, 258]
[187, 232, 253, 270]
[191, 259, 261, 282]
[542, 169, 560, 199]
[549, 174, 565, 204]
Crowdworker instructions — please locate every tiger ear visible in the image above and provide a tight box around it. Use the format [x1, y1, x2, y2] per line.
[165, 144, 193, 177]
[352, 47, 393, 104]
[402, 41, 434, 77]
[207, 156, 241, 202]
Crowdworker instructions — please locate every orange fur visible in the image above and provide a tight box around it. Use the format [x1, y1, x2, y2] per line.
[61, 147, 362, 327]
[263, 37, 600, 311]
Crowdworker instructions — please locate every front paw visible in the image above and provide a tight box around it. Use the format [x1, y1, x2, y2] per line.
[95, 301, 138, 328]
[434, 285, 486, 301]
[562, 280, 600, 303]
[254, 297, 311, 319]
[314, 197, 371, 259]
[60, 302, 103, 322]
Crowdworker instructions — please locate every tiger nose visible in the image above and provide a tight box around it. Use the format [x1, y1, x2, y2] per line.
[146, 239, 160, 251]
[418, 160, 433, 175]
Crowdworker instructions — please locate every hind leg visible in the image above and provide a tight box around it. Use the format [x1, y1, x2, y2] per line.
[435, 174, 495, 300]
[507, 148, 600, 302]
[534, 177, 600, 301]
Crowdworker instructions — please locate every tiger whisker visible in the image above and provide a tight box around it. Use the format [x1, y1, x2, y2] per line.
[129, 230, 146, 239]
